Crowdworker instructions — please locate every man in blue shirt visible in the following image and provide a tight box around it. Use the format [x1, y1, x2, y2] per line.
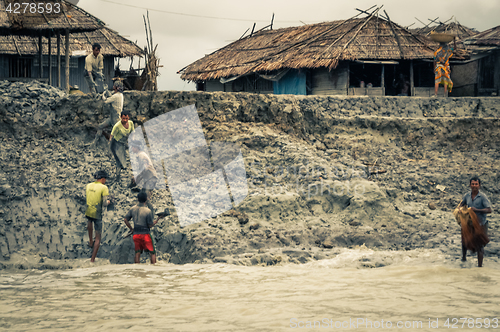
[459, 176, 492, 267]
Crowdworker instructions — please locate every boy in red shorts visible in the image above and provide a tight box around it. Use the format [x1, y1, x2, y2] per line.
[123, 192, 162, 264]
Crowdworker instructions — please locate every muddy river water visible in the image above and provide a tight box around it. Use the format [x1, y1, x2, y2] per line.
[1, 248, 499, 331]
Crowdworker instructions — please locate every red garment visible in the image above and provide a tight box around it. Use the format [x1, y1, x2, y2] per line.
[133, 234, 155, 253]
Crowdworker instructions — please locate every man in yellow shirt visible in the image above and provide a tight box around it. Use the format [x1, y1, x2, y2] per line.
[84, 43, 104, 95]
[110, 110, 134, 181]
[85, 170, 110, 262]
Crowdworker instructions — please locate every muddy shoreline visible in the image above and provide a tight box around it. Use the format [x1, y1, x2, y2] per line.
[0, 81, 499, 268]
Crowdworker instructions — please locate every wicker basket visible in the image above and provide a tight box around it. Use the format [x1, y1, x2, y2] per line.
[430, 32, 455, 43]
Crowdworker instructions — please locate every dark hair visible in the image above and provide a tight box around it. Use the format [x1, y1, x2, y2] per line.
[470, 176, 481, 185]
[92, 43, 101, 50]
[121, 110, 131, 117]
[94, 170, 108, 179]
[138, 191, 148, 203]
[113, 80, 124, 93]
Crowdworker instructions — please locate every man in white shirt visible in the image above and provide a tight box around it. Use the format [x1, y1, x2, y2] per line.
[91, 80, 124, 146]
[129, 141, 158, 197]
[84, 43, 104, 95]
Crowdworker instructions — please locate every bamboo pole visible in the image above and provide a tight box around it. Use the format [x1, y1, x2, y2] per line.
[57, 31, 61, 88]
[48, 32, 52, 86]
[313, 6, 381, 62]
[381, 64, 385, 90]
[143, 15, 150, 54]
[410, 60, 414, 96]
[65, 28, 70, 93]
[384, 10, 404, 59]
[147, 11, 153, 52]
[337, 8, 381, 58]
[38, 33, 43, 78]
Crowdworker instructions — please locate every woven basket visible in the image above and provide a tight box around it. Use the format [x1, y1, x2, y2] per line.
[430, 32, 455, 43]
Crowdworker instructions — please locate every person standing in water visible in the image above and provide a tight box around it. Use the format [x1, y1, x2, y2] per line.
[85, 170, 110, 262]
[459, 176, 492, 267]
[123, 192, 163, 264]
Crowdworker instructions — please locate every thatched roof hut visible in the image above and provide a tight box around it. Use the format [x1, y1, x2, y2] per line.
[180, 10, 437, 83]
[460, 25, 500, 97]
[0, 0, 144, 93]
[0, 26, 142, 57]
[412, 21, 478, 42]
[0, 0, 104, 34]
[410, 20, 477, 63]
[0, 0, 108, 92]
[465, 25, 500, 47]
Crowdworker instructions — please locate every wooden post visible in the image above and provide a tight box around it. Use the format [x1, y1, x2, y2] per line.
[65, 28, 70, 93]
[410, 60, 414, 96]
[381, 64, 385, 93]
[476, 58, 482, 96]
[48, 32, 52, 86]
[57, 31, 61, 88]
[38, 33, 43, 78]
[346, 63, 350, 95]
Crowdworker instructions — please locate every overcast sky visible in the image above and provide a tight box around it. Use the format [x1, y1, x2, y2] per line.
[78, 0, 500, 91]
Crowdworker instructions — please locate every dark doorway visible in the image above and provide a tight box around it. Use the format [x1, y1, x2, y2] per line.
[413, 61, 434, 88]
[9, 56, 33, 78]
[349, 61, 413, 96]
[385, 61, 411, 96]
[349, 63, 382, 88]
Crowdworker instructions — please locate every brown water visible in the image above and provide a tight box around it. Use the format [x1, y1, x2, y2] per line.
[1, 249, 499, 332]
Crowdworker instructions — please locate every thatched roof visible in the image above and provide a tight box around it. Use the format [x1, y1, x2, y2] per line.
[465, 25, 500, 47]
[180, 10, 439, 82]
[410, 21, 476, 59]
[0, 0, 104, 34]
[412, 21, 478, 42]
[0, 26, 143, 57]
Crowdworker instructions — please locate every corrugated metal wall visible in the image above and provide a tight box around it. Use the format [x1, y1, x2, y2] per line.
[496, 50, 500, 95]
[205, 80, 225, 92]
[0, 54, 114, 93]
[450, 61, 478, 97]
[0, 56, 9, 77]
[311, 65, 348, 95]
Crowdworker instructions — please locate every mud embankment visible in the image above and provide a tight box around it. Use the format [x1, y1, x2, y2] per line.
[0, 80, 499, 268]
